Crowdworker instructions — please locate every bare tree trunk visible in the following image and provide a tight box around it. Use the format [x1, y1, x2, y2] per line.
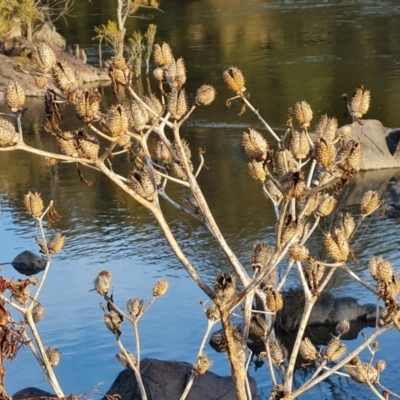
[117, 28, 125, 56]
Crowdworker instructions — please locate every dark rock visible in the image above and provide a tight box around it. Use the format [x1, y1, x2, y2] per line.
[11, 250, 47, 276]
[104, 358, 260, 400]
[13, 387, 54, 399]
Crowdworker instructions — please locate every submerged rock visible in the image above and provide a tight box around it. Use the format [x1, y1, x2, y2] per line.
[105, 359, 260, 400]
[13, 360, 261, 400]
[13, 387, 54, 399]
[11, 250, 47, 275]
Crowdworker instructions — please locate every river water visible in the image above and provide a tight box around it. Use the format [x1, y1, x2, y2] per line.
[1, 0, 400, 398]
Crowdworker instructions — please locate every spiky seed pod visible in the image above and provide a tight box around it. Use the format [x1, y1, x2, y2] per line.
[290, 130, 310, 160]
[0, 117, 17, 146]
[314, 138, 336, 169]
[24, 192, 44, 218]
[34, 76, 48, 89]
[116, 350, 137, 368]
[94, 270, 111, 295]
[74, 130, 99, 160]
[105, 105, 129, 137]
[57, 131, 78, 157]
[265, 288, 283, 312]
[31, 42, 57, 72]
[52, 60, 79, 96]
[361, 190, 381, 216]
[75, 88, 101, 123]
[153, 42, 174, 67]
[303, 259, 325, 291]
[281, 170, 306, 198]
[249, 313, 268, 339]
[376, 360, 386, 372]
[129, 167, 156, 200]
[222, 67, 245, 94]
[276, 149, 297, 177]
[345, 362, 378, 384]
[325, 337, 347, 362]
[211, 331, 227, 353]
[143, 94, 163, 122]
[293, 101, 313, 129]
[107, 56, 132, 87]
[269, 386, 290, 400]
[154, 141, 172, 166]
[316, 193, 336, 217]
[336, 140, 361, 172]
[214, 326, 243, 354]
[193, 354, 213, 375]
[152, 279, 169, 297]
[153, 67, 164, 82]
[170, 139, 194, 178]
[248, 160, 267, 181]
[281, 217, 300, 245]
[126, 101, 149, 132]
[14, 286, 30, 306]
[5, 81, 25, 112]
[195, 84, 216, 106]
[369, 257, 393, 282]
[45, 346, 61, 367]
[213, 272, 237, 305]
[126, 298, 144, 318]
[315, 114, 338, 142]
[205, 303, 220, 321]
[167, 89, 188, 120]
[110, 55, 127, 70]
[323, 232, 349, 263]
[300, 337, 318, 362]
[265, 180, 283, 204]
[269, 341, 288, 366]
[336, 320, 350, 336]
[288, 243, 309, 262]
[339, 125, 352, 138]
[351, 86, 371, 120]
[242, 128, 269, 162]
[336, 212, 355, 241]
[164, 58, 187, 90]
[387, 275, 400, 299]
[250, 241, 273, 272]
[32, 303, 46, 323]
[116, 133, 131, 148]
[298, 193, 319, 217]
[47, 232, 66, 254]
[104, 310, 122, 335]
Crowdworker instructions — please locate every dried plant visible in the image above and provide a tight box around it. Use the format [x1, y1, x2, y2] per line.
[0, 41, 397, 400]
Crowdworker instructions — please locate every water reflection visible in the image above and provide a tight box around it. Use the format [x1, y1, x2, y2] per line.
[1, 0, 400, 398]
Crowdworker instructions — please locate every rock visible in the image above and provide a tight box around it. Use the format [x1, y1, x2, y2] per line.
[349, 119, 400, 170]
[277, 290, 376, 332]
[33, 23, 66, 49]
[0, 38, 110, 97]
[67, 44, 87, 64]
[11, 250, 47, 276]
[104, 359, 260, 400]
[13, 387, 54, 398]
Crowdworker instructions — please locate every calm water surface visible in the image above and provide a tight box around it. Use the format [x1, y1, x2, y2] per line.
[1, 0, 400, 398]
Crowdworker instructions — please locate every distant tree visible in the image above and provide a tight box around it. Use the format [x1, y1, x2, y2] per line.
[93, 0, 160, 59]
[0, 0, 74, 42]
